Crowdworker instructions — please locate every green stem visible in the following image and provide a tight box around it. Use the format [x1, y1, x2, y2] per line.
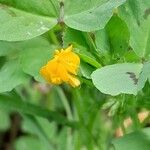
[48, 30, 59, 45]
[56, 86, 73, 121]
[55, 87, 73, 150]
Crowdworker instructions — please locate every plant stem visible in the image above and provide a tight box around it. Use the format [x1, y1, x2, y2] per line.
[56, 86, 73, 121]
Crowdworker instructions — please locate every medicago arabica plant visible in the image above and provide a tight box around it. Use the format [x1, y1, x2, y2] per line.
[0, 0, 150, 150]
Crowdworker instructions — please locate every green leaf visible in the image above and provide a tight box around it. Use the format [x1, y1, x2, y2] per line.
[35, 118, 57, 141]
[78, 52, 101, 68]
[20, 37, 56, 81]
[22, 115, 55, 149]
[63, 27, 88, 48]
[0, 0, 59, 17]
[15, 136, 47, 150]
[112, 128, 150, 150]
[95, 15, 130, 56]
[0, 41, 16, 56]
[106, 15, 130, 56]
[95, 28, 110, 55]
[80, 62, 95, 79]
[91, 63, 143, 95]
[119, 0, 150, 59]
[0, 60, 29, 93]
[138, 61, 150, 90]
[0, 37, 55, 90]
[0, 2, 57, 41]
[0, 92, 78, 128]
[64, 0, 126, 31]
[57, 128, 68, 150]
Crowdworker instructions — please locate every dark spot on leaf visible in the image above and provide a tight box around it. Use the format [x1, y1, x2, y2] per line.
[89, 11, 92, 13]
[120, 45, 122, 49]
[143, 8, 150, 19]
[126, 72, 138, 85]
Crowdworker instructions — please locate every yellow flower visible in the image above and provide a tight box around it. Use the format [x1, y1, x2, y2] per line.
[40, 45, 80, 87]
